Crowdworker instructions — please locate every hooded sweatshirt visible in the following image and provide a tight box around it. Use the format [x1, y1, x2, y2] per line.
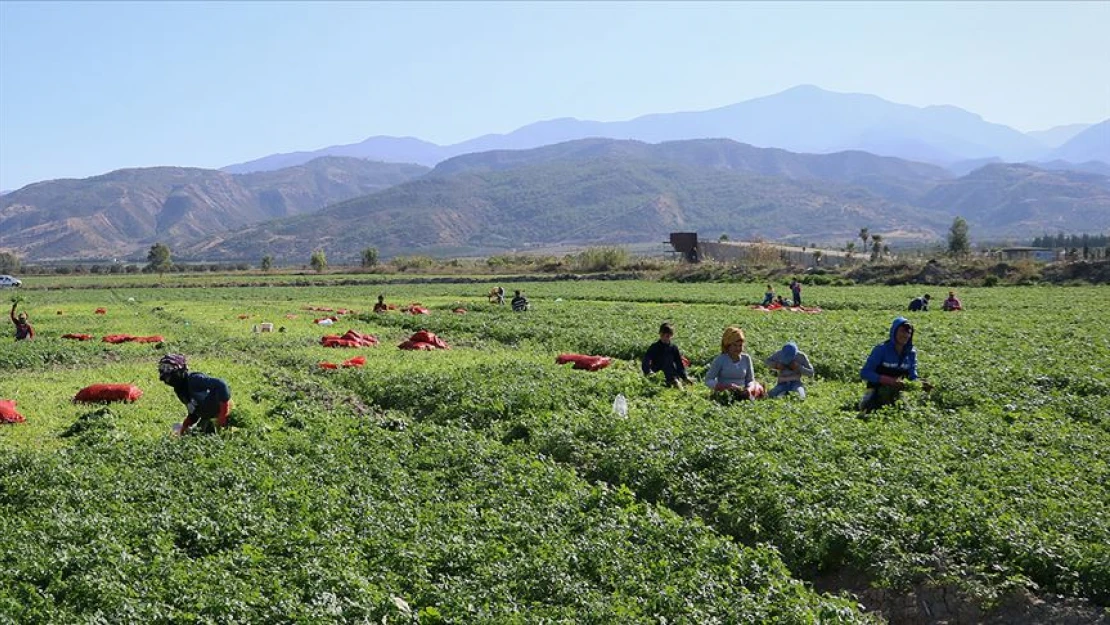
[860, 317, 918, 388]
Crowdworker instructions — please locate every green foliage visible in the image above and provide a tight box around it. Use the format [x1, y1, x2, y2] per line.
[145, 243, 172, 275]
[574, 246, 630, 272]
[0, 251, 21, 274]
[309, 249, 327, 273]
[948, 216, 971, 258]
[2, 278, 1109, 622]
[260, 255, 273, 271]
[390, 255, 435, 272]
[360, 247, 379, 268]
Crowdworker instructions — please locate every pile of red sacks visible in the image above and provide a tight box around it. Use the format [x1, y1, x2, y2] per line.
[398, 330, 449, 351]
[402, 304, 430, 315]
[95, 308, 107, 315]
[0, 399, 26, 424]
[73, 384, 143, 404]
[61, 333, 94, 341]
[750, 304, 824, 313]
[320, 329, 379, 348]
[319, 355, 367, 370]
[102, 334, 165, 344]
[555, 353, 613, 371]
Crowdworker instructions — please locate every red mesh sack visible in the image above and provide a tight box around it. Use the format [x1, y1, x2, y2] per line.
[74, 384, 143, 404]
[0, 400, 25, 424]
[62, 333, 94, 341]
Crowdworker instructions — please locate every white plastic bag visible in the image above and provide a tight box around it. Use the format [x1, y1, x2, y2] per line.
[612, 394, 628, 418]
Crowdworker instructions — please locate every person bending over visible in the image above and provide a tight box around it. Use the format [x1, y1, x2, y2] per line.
[158, 353, 233, 435]
[859, 317, 933, 413]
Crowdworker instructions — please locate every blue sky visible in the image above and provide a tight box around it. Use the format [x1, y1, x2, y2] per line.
[1, 0, 1108, 190]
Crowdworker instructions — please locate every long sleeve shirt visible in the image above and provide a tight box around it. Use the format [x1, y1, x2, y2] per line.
[765, 350, 815, 383]
[641, 340, 688, 382]
[704, 353, 754, 390]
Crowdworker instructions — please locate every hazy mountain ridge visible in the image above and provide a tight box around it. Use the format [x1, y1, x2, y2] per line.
[220, 85, 1100, 175]
[0, 157, 429, 260]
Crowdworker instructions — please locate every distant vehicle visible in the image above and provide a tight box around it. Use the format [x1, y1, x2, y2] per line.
[0, 275, 22, 288]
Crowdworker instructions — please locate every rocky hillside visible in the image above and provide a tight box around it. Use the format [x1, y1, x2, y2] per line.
[0, 157, 428, 260]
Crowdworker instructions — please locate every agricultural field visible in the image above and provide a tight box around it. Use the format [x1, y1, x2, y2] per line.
[1, 276, 1108, 623]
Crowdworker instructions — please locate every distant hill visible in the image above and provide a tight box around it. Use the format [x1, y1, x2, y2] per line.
[430, 138, 952, 204]
[0, 157, 428, 261]
[220, 85, 1052, 174]
[919, 163, 1110, 237]
[1026, 123, 1093, 149]
[185, 139, 952, 262]
[1047, 120, 1110, 164]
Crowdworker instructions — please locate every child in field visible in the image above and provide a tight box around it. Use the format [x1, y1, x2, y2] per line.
[158, 353, 233, 435]
[705, 327, 764, 401]
[373, 294, 388, 313]
[10, 300, 33, 340]
[765, 341, 814, 399]
[641, 322, 693, 388]
[511, 290, 530, 312]
[859, 317, 933, 413]
[761, 285, 774, 306]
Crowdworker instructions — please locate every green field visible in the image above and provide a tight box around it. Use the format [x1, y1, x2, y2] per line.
[2, 278, 1108, 623]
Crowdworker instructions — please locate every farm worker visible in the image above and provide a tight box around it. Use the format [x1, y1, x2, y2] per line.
[511, 289, 530, 312]
[373, 294, 388, 313]
[765, 341, 814, 399]
[10, 300, 33, 340]
[158, 353, 233, 435]
[761, 285, 774, 306]
[495, 286, 505, 305]
[641, 322, 693, 388]
[705, 326, 762, 400]
[859, 317, 933, 413]
[908, 294, 931, 312]
[775, 295, 789, 308]
[790, 279, 802, 306]
[942, 291, 962, 311]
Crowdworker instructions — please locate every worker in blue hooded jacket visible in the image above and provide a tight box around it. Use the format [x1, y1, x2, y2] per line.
[859, 317, 933, 412]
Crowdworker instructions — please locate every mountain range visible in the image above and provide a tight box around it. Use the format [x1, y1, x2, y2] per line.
[0, 158, 428, 260]
[179, 138, 1110, 263]
[3, 85, 1108, 263]
[221, 86, 1109, 175]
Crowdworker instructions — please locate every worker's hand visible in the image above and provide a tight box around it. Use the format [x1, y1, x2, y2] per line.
[878, 375, 904, 390]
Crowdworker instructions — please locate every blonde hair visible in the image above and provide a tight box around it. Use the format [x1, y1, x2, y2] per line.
[720, 326, 745, 353]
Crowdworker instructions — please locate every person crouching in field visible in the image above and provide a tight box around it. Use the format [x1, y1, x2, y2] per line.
[158, 353, 233, 435]
[642, 322, 693, 389]
[705, 327, 764, 401]
[10, 300, 33, 340]
[908, 294, 931, 312]
[942, 291, 963, 311]
[859, 317, 933, 413]
[761, 285, 774, 306]
[511, 290, 530, 312]
[765, 341, 814, 399]
[373, 294, 388, 313]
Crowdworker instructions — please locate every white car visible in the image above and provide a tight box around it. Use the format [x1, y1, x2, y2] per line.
[0, 275, 22, 288]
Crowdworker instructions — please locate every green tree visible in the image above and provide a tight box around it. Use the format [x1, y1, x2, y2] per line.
[870, 234, 883, 262]
[310, 249, 327, 273]
[361, 247, 379, 268]
[260, 255, 273, 272]
[0, 251, 21, 274]
[859, 228, 870, 252]
[845, 241, 856, 260]
[947, 216, 971, 258]
[146, 243, 172, 276]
